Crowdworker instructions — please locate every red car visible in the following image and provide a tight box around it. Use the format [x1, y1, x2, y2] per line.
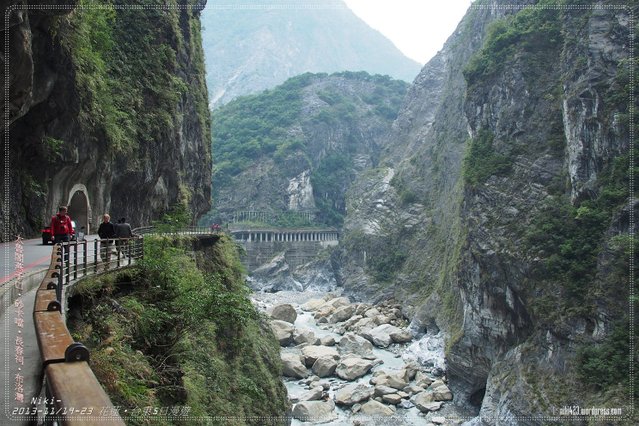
[42, 220, 76, 245]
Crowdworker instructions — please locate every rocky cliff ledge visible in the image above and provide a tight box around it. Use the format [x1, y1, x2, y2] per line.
[1, 0, 211, 240]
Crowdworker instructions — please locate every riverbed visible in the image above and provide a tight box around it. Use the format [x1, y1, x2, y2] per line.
[252, 290, 474, 425]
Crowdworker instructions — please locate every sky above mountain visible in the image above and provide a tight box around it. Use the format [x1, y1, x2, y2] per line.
[343, 0, 473, 64]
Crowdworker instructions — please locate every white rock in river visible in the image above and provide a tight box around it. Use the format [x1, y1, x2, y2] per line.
[335, 356, 376, 381]
[301, 345, 340, 367]
[371, 372, 408, 390]
[329, 304, 355, 323]
[430, 382, 453, 401]
[281, 352, 309, 379]
[320, 335, 336, 346]
[415, 371, 434, 387]
[292, 400, 337, 422]
[373, 385, 397, 397]
[302, 298, 326, 312]
[411, 392, 444, 413]
[334, 383, 373, 406]
[358, 400, 395, 416]
[312, 356, 338, 378]
[382, 393, 403, 405]
[270, 320, 294, 346]
[389, 327, 413, 343]
[338, 333, 375, 359]
[400, 361, 420, 381]
[293, 328, 320, 345]
[298, 386, 324, 402]
[325, 297, 351, 309]
[360, 324, 394, 347]
[269, 303, 297, 324]
[361, 324, 413, 347]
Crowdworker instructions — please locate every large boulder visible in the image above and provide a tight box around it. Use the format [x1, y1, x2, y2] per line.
[343, 314, 363, 329]
[312, 356, 338, 378]
[293, 328, 320, 345]
[373, 385, 397, 397]
[415, 371, 434, 388]
[412, 392, 443, 413]
[382, 394, 403, 405]
[298, 386, 324, 402]
[320, 335, 336, 346]
[270, 320, 294, 346]
[370, 372, 408, 390]
[351, 317, 376, 333]
[269, 303, 297, 324]
[329, 304, 355, 323]
[301, 345, 339, 367]
[389, 327, 413, 343]
[360, 324, 394, 348]
[325, 297, 351, 309]
[314, 305, 336, 321]
[301, 298, 327, 312]
[335, 356, 376, 381]
[334, 383, 373, 406]
[358, 400, 395, 416]
[430, 382, 453, 401]
[338, 333, 375, 359]
[292, 400, 337, 422]
[281, 352, 309, 379]
[399, 361, 420, 382]
[403, 384, 425, 395]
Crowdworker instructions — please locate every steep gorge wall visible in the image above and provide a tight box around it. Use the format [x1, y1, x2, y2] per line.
[1, 0, 211, 240]
[339, 0, 635, 422]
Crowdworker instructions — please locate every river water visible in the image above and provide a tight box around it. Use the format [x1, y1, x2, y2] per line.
[251, 290, 473, 425]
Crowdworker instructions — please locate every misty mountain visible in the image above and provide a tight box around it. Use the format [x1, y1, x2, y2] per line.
[201, 0, 422, 108]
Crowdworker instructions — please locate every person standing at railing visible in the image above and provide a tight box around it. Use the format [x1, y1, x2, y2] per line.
[98, 214, 116, 262]
[114, 218, 134, 256]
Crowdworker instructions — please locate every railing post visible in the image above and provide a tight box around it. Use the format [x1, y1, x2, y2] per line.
[116, 239, 121, 268]
[57, 246, 63, 302]
[65, 243, 70, 285]
[94, 239, 98, 273]
[128, 239, 132, 265]
[83, 239, 88, 277]
[73, 242, 78, 280]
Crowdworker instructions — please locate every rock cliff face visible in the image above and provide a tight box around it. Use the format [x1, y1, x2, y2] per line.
[339, 0, 635, 422]
[1, 0, 211, 240]
[207, 71, 409, 227]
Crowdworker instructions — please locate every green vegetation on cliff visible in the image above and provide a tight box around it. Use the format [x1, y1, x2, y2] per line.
[462, 129, 513, 186]
[463, 3, 562, 87]
[209, 71, 409, 227]
[59, 0, 211, 158]
[69, 235, 289, 425]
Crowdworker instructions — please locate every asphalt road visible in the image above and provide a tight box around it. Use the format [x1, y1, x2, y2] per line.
[1, 235, 101, 285]
[1, 238, 54, 286]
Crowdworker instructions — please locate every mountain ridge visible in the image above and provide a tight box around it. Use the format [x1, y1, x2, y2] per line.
[201, 0, 421, 107]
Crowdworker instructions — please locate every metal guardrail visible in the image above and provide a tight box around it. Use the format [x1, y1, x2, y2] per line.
[33, 237, 143, 425]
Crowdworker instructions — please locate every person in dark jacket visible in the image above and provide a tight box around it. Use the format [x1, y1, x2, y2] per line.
[98, 214, 116, 261]
[114, 217, 134, 255]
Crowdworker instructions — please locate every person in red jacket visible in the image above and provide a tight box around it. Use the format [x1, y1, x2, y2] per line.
[50, 206, 73, 244]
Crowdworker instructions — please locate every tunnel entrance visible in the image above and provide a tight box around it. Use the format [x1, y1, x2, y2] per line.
[68, 188, 90, 235]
